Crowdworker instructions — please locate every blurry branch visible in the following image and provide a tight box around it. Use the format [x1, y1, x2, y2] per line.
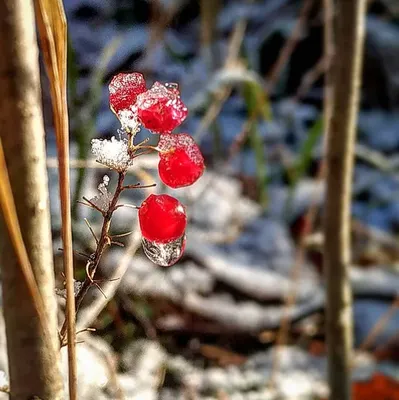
[0, 0, 63, 397]
[293, 54, 330, 102]
[267, 0, 315, 92]
[200, 0, 222, 70]
[270, 0, 334, 388]
[324, 1, 367, 400]
[71, 36, 122, 220]
[358, 296, 399, 352]
[242, 83, 270, 207]
[142, 0, 187, 74]
[34, 0, 77, 397]
[194, 16, 249, 142]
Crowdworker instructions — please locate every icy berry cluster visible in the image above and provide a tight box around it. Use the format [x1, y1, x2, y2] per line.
[108, 72, 205, 266]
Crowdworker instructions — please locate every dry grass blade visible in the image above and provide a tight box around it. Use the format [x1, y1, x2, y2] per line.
[0, 140, 49, 335]
[34, 0, 76, 398]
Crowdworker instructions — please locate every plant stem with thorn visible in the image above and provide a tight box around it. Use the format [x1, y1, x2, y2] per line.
[60, 170, 127, 344]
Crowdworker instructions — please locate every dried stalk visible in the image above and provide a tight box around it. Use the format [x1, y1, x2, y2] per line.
[34, 0, 77, 397]
[0, 140, 50, 338]
[0, 0, 63, 397]
[324, 1, 367, 399]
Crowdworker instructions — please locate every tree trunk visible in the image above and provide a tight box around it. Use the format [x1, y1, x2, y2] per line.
[0, 0, 64, 398]
[324, 1, 367, 399]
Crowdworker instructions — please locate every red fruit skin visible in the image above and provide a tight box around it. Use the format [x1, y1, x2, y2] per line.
[158, 133, 205, 188]
[136, 82, 188, 133]
[109, 72, 146, 115]
[138, 194, 187, 243]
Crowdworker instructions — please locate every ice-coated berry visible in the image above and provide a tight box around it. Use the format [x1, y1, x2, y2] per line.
[158, 133, 205, 188]
[136, 82, 188, 133]
[142, 234, 186, 267]
[109, 72, 146, 115]
[138, 194, 187, 243]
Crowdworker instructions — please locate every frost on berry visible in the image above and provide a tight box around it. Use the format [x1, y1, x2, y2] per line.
[138, 194, 187, 243]
[109, 72, 146, 115]
[136, 81, 188, 133]
[91, 136, 133, 172]
[158, 133, 205, 188]
[142, 234, 186, 267]
[89, 175, 113, 212]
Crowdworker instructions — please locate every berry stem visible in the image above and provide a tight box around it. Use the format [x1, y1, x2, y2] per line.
[59, 171, 126, 345]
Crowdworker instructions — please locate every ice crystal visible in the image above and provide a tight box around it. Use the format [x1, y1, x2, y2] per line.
[117, 109, 141, 133]
[55, 280, 84, 299]
[91, 136, 133, 172]
[142, 234, 186, 267]
[90, 175, 113, 212]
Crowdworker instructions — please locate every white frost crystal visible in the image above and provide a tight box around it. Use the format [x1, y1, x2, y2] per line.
[118, 109, 141, 133]
[90, 175, 113, 213]
[91, 136, 133, 172]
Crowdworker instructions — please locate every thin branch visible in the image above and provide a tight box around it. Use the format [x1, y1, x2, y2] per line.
[122, 183, 157, 190]
[84, 218, 99, 245]
[115, 204, 140, 210]
[60, 171, 127, 343]
[324, 1, 367, 399]
[81, 197, 106, 215]
[267, 0, 315, 91]
[269, 0, 333, 387]
[111, 230, 134, 238]
[358, 296, 399, 352]
[76, 229, 142, 332]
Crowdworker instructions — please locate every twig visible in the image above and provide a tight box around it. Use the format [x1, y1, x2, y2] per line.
[84, 218, 99, 244]
[266, 0, 315, 92]
[358, 296, 399, 352]
[324, 1, 367, 399]
[194, 13, 249, 142]
[268, 0, 333, 387]
[60, 171, 127, 343]
[293, 55, 327, 102]
[122, 183, 157, 190]
[76, 229, 142, 332]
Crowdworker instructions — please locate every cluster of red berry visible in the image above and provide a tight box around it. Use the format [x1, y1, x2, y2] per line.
[108, 72, 205, 265]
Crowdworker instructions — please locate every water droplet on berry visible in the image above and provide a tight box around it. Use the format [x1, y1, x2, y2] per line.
[142, 234, 186, 266]
[164, 82, 180, 95]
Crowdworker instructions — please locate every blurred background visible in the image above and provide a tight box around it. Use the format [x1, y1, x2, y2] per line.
[45, 0, 399, 398]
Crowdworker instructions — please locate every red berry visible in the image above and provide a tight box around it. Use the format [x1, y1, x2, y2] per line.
[138, 194, 187, 243]
[136, 82, 188, 133]
[158, 133, 205, 188]
[109, 72, 146, 115]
